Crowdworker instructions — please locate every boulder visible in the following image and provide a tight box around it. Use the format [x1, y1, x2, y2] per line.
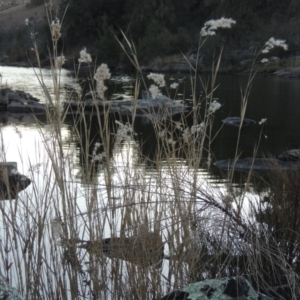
[273, 67, 300, 78]
[0, 87, 46, 114]
[63, 97, 192, 120]
[222, 117, 256, 127]
[214, 157, 299, 172]
[161, 277, 272, 300]
[0, 162, 31, 200]
[277, 149, 300, 162]
[0, 275, 23, 300]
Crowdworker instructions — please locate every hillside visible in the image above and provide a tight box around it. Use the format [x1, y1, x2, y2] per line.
[0, 0, 61, 30]
[0, 0, 61, 65]
[0, 3, 45, 30]
[1, 0, 300, 70]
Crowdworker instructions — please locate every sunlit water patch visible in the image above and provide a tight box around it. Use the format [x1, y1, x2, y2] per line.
[0, 66, 76, 103]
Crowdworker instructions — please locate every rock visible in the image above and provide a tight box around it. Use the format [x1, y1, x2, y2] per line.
[277, 149, 300, 162]
[0, 275, 23, 300]
[240, 59, 253, 67]
[222, 117, 256, 127]
[161, 276, 270, 300]
[0, 162, 31, 200]
[141, 63, 192, 73]
[7, 100, 46, 113]
[63, 97, 192, 120]
[142, 90, 151, 101]
[214, 157, 299, 172]
[269, 56, 279, 62]
[0, 87, 46, 114]
[189, 53, 204, 63]
[272, 67, 300, 78]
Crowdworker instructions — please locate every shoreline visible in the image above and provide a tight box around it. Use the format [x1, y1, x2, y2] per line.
[1, 60, 300, 79]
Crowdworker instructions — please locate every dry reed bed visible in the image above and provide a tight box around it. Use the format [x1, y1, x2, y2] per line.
[0, 3, 299, 299]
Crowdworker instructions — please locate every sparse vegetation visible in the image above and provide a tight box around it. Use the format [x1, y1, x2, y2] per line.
[0, 2, 300, 300]
[1, 0, 300, 69]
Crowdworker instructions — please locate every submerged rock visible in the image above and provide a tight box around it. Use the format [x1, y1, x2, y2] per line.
[222, 117, 256, 127]
[161, 276, 269, 300]
[214, 157, 299, 172]
[63, 97, 192, 120]
[0, 162, 31, 200]
[277, 149, 300, 161]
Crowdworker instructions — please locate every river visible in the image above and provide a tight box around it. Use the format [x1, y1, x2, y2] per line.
[2, 66, 300, 164]
[0, 65, 299, 298]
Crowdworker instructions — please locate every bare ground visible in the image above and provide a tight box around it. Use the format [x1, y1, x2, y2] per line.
[0, 1, 60, 31]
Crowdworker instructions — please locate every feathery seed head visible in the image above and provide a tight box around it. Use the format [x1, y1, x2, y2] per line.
[149, 84, 162, 99]
[78, 47, 92, 63]
[208, 100, 221, 113]
[51, 19, 61, 41]
[259, 118, 267, 125]
[170, 82, 179, 89]
[94, 64, 111, 99]
[94, 64, 111, 81]
[200, 17, 236, 36]
[147, 73, 165, 87]
[262, 37, 288, 53]
[55, 55, 66, 69]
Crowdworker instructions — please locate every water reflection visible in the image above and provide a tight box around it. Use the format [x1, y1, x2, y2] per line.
[0, 111, 48, 126]
[2, 66, 300, 188]
[0, 101, 282, 297]
[211, 74, 300, 160]
[1, 66, 300, 297]
[0, 66, 75, 103]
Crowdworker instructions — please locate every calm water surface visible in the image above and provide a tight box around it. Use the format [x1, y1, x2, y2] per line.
[0, 65, 299, 296]
[1, 66, 300, 185]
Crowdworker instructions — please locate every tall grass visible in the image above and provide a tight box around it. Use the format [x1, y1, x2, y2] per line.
[0, 4, 299, 300]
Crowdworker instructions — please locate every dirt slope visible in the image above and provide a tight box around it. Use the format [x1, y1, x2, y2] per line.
[0, 1, 60, 31]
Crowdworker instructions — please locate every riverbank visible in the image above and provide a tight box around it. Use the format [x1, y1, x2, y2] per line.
[0, 2, 45, 30]
[2, 57, 300, 79]
[140, 60, 300, 78]
[0, 0, 300, 78]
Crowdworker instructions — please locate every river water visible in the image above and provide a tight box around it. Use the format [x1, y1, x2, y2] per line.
[1, 65, 299, 231]
[2, 66, 300, 165]
[0, 65, 299, 297]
